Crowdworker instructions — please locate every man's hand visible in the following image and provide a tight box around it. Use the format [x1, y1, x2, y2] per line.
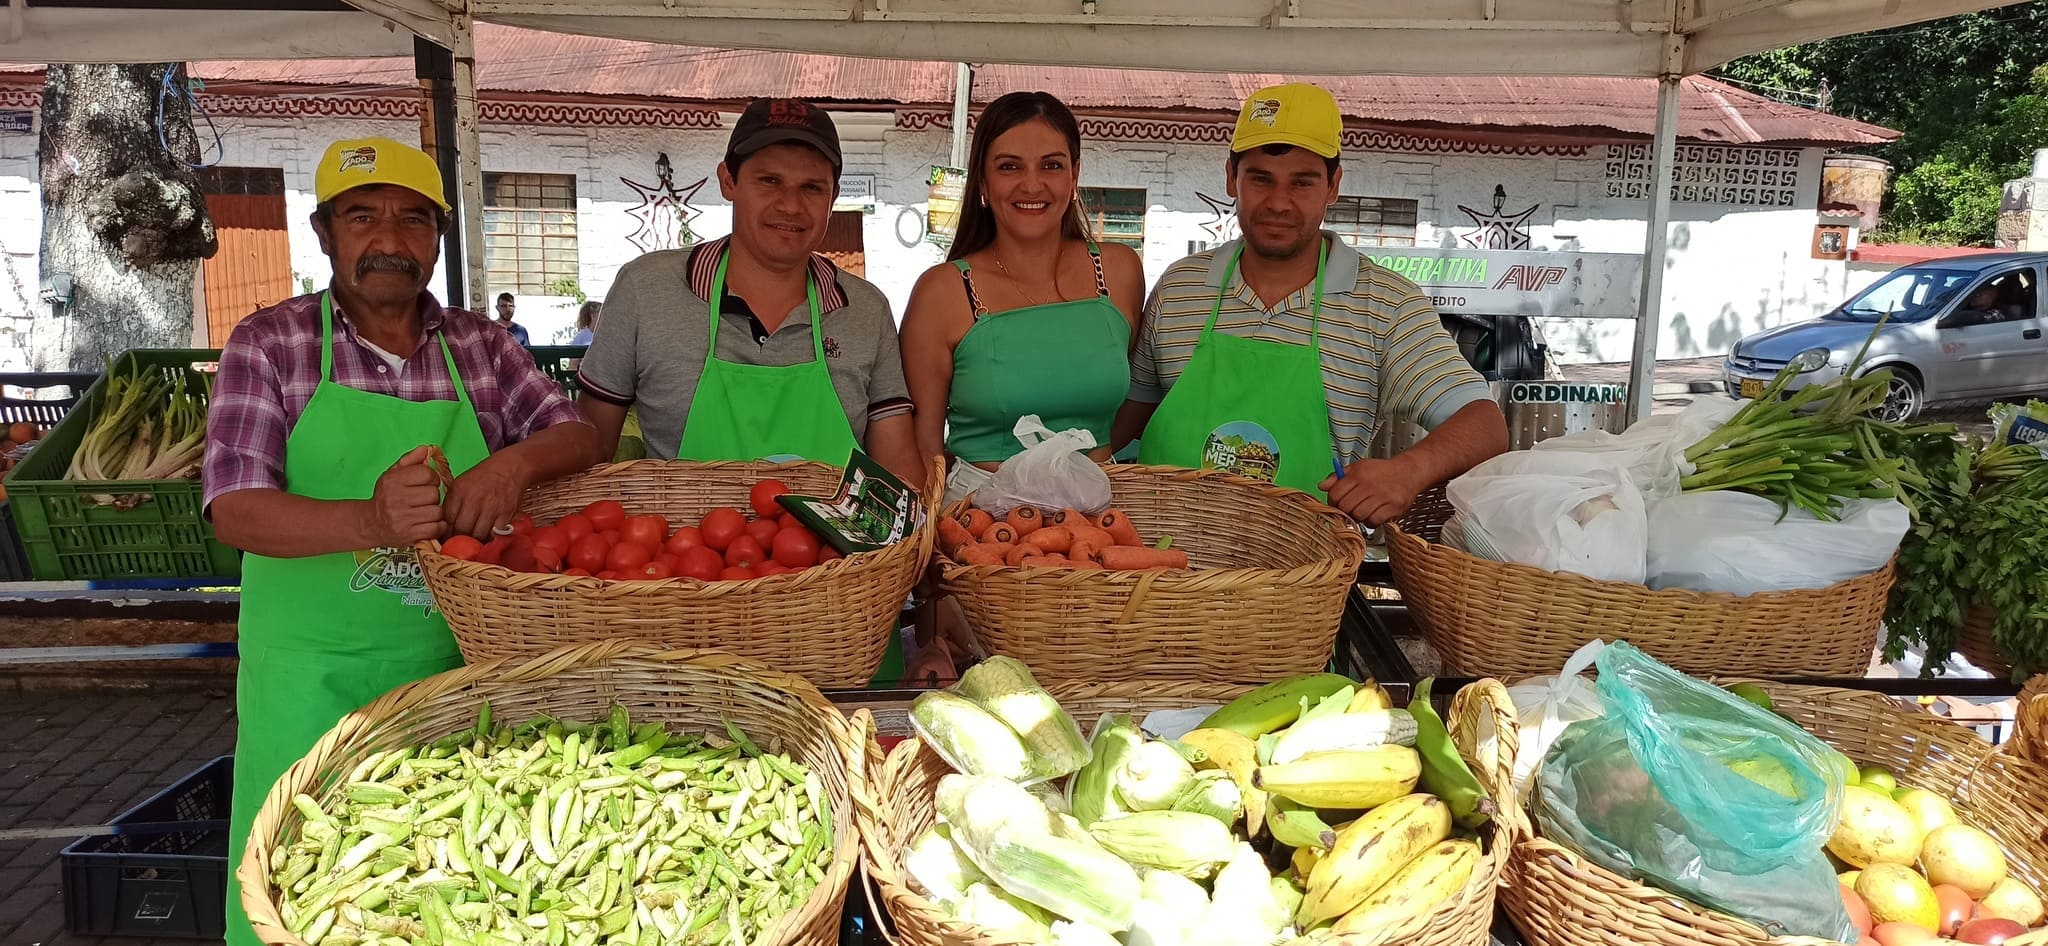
[443, 449, 535, 540]
[1319, 454, 1433, 528]
[363, 445, 447, 547]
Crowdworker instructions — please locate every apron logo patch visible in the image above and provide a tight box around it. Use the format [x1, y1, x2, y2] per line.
[1249, 99, 1282, 127]
[1202, 421, 1281, 483]
[337, 146, 378, 174]
[349, 547, 436, 609]
[822, 336, 841, 358]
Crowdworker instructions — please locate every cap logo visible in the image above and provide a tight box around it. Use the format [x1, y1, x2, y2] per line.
[337, 146, 378, 174]
[1249, 98, 1282, 127]
[766, 100, 812, 127]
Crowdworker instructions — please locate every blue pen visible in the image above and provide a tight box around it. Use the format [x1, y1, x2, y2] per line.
[1332, 455, 1347, 480]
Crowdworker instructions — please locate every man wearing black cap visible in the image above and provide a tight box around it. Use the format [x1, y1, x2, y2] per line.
[578, 98, 922, 486]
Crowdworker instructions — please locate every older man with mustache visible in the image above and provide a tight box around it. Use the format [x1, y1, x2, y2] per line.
[201, 137, 604, 946]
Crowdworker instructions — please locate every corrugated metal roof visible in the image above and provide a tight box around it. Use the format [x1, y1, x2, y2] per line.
[187, 23, 1890, 145]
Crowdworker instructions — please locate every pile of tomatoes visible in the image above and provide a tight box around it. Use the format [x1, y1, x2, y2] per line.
[437, 479, 843, 582]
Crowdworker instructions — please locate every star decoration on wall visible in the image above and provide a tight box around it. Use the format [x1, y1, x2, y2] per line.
[1197, 191, 1240, 243]
[1457, 184, 1538, 250]
[621, 152, 706, 253]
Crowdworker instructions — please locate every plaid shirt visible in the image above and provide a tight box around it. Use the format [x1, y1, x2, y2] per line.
[202, 291, 586, 512]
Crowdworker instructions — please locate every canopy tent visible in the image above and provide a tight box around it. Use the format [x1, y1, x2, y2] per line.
[5, 0, 2027, 417]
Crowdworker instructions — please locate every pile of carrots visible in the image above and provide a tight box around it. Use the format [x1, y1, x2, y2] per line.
[938, 505, 1191, 571]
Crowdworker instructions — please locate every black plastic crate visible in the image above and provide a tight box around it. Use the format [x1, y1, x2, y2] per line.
[0, 371, 99, 427]
[62, 756, 231, 939]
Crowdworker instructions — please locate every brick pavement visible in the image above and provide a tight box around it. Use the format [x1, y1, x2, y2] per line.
[0, 692, 236, 946]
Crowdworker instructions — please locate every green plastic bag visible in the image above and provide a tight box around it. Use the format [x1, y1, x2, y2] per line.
[1535, 643, 1852, 941]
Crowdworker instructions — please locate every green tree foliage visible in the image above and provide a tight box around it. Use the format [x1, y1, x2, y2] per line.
[1714, 3, 2048, 245]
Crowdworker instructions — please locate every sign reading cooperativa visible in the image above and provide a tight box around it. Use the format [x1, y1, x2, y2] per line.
[1363, 247, 1644, 319]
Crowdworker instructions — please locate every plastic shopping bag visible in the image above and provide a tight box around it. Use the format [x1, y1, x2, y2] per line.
[1646, 493, 1910, 594]
[1530, 397, 1739, 502]
[1446, 449, 1649, 584]
[1506, 640, 1608, 801]
[1535, 643, 1853, 941]
[976, 415, 1113, 518]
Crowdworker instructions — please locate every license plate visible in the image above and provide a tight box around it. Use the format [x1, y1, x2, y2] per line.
[1739, 378, 1764, 399]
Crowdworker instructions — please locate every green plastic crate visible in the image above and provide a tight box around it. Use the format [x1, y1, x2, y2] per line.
[4, 350, 241, 581]
[529, 345, 588, 397]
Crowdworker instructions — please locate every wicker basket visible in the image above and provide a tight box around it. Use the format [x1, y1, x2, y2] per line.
[1501, 681, 2048, 946]
[237, 642, 869, 946]
[2015, 674, 2048, 768]
[1393, 481, 1454, 545]
[935, 465, 1367, 682]
[1957, 602, 2012, 679]
[418, 459, 939, 688]
[1385, 524, 1893, 678]
[856, 679, 1522, 946]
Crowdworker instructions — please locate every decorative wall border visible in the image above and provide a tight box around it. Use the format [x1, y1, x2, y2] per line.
[0, 87, 721, 129]
[897, 109, 1592, 157]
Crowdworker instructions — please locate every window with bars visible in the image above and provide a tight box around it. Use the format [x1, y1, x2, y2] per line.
[1079, 187, 1147, 250]
[484, 172, 579, 294]
[1327, 196, 1419, 247]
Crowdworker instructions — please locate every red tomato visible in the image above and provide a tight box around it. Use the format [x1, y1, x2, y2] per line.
[532, 545, 564, 573]
[778, 513, 804, 532]
[476, 536, 511, 566]
[756, 561, 794, 577]
[750, 479, 792, 519]
[677, 547, 724, 581]
[600, 530, 622, 547]
[596, 570, 619, 581]
[557, 513, 595, 545]
[818, 544, 844, 563]
[719, 566, 757, 582]
[501, 536, 539, 572]
[441, 535, 485, 561]
[606, 542, 654, 572]
[582, 500, 627, 532]
[725, 536, 767, 569]
[568, 535, 609, 573]
[700, 508, 746, 551]
[621, 514, 669, 550]
[745, 518, 780, 547]
[772, 528, 820, 567]
[508, 513, 536, 536]
[664, 526, 705, 556]
[563, 567, 593, 578]
[657, 553, 680, 571]
[636, 560, 673, 580]
[529, 526, 567, 555]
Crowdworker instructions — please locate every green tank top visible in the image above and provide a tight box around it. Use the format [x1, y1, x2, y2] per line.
[945, 247, 1131, 464]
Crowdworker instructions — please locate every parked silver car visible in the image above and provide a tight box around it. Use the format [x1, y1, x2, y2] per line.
[1724, 253, 2048, 420]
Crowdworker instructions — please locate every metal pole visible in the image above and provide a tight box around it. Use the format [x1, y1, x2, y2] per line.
[450, 14, 488, 313]
[949, 62, 973, 168]
[413, 36, 466, 308]
[1626, 75, 1682, 423]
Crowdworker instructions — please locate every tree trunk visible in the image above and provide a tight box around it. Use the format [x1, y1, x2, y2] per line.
[36, 64, 216, 372]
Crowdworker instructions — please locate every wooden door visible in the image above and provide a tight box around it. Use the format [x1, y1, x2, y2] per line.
[199, 167, 293, 345]
[818, 210, 866, 277]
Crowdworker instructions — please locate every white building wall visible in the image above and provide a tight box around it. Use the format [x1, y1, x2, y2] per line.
[0, 105, 1881, 369]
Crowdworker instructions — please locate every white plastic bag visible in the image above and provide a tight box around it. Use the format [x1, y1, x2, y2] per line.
[976, 415, 1113, 517]
[1645, 492, 1910, 594]
[1530, 398, 1739, 501]
[1506, 639, 1607, 800]
[1446, 450, 1649, 583]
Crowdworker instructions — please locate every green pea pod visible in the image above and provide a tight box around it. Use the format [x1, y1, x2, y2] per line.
[1409, 677, 1493, 829]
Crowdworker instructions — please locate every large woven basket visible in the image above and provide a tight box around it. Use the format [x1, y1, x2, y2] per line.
[2016, 674, 2048, 767]
[1957, 602, 2012, 679]
[936, 465, 1367, 682]
[856, 679, 1522, 946]
[1501, 680, 2048, 946]
[238, 642, 869, 946]
[1385, 524, 1893, 678]
[419, 459, 939, 688]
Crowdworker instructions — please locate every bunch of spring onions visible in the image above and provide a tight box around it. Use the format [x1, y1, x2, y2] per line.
[1679, 361, 1952, 521]
[64, 360, 209, 488]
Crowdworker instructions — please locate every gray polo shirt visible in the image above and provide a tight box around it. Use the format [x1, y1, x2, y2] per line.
[577, 237, 912, 459]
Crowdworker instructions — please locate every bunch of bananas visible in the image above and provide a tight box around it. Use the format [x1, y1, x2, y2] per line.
[1181, 674, 1492, 938]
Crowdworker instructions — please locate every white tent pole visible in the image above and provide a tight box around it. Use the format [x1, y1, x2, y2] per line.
[1627, 73, 1683, 423]
[451, 13, 487, 314]
[949, 62, 974, 168]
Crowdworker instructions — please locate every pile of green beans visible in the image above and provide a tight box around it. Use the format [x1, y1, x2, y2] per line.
[269, 704, 834, 946]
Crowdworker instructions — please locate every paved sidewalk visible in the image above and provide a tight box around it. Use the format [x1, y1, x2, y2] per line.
[0, 691, 236, 946]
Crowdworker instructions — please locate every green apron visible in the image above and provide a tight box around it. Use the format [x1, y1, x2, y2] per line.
[670, 251, 904, 685]
[225, 293, 489, 946]
[1140, 241, 1337, 498]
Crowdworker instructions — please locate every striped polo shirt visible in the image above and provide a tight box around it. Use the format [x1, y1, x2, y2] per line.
[1128, 234, 1493, 466]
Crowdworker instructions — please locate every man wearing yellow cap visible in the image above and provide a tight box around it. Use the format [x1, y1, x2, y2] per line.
[1114, 83, 1507, 524]
[202, 137, 603, 946]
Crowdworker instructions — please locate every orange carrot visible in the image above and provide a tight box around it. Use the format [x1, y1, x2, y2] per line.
[1004, 543, 1033, 566]
[1099, 546, 1190, 570]
[1068, 556, 1104, 570]
[1053, 507, 1089, 527]
[1004, 506, 1044, 536]
[1097, 509, 1143, 547]
[956, 543, 1005, 567]
[938, 518, 976, 556]
[959, 508, 996, 538]
[1068, 539, 1103, 565]
[1022, 526, 1074, 554]
[1069, 525, 1114, 551]
[984, 522, 1020, 546]
[1020, 554, 1070, 568]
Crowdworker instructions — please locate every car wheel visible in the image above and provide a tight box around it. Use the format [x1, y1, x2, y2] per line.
[1871, 367, 1923, 423]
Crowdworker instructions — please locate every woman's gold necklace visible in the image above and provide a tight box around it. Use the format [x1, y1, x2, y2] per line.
[993, 255, 1057, 307]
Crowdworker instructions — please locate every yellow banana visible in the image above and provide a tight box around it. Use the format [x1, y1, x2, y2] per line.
[1266, 797, 1340, 850]
[1298, 793, 1452, 924]
[1180, 727, 1267, 836]
[1292, 843, 1324, 878]
[1253, 746, 1420, 810]
[1198, 673, 1356, 737]
[1331, 839, 1481, 935]
[1346, 682, 1394, 713]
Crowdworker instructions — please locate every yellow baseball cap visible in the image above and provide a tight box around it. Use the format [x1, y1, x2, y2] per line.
[314, 137, 451, 212]
[1231, 83, 1343, 159]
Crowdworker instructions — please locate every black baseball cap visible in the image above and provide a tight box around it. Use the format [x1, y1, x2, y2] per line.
[725, 98, 843, 175]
